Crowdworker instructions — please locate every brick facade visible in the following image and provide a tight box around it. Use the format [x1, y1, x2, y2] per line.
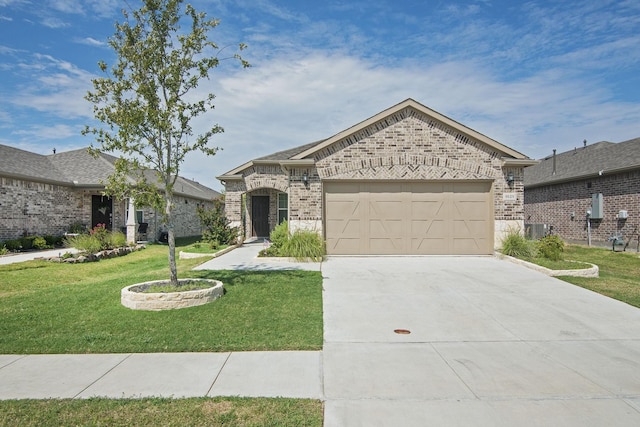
[524, 170, 640, 245]
[0, 176, 212, 242]
[223, 105, 527, 248]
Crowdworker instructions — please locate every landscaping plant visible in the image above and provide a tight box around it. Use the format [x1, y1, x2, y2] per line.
[500, 227, 537, 259]
[536, 234, 565, 261]
[83, 0, 248, 287]
[196, 199, 238, 246]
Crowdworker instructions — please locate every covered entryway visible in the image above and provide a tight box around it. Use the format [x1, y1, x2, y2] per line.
[251, 195, 270, 237]
[91, 195, 113, 230]
[324, 181, 493, 255]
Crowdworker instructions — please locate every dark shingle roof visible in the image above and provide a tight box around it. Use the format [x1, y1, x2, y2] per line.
[524, 138, 640, 187]
[0, 144, 219, 201]
[0, 144, 67, 184]
[255, 140, 326, 161]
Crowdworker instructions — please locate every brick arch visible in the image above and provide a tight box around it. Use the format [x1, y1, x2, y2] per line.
[244, 176, 289, 193]
[318, 154, 499, 180]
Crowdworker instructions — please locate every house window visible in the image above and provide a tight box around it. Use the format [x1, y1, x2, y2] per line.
[278, 193, 288, 224]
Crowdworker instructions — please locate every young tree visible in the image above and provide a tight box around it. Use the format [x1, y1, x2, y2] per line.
[84, 0, 248, 286]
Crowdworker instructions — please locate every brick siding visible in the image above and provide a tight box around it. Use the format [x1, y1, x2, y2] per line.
[524, 170, 640, 245]
[223, 106, 526, 245]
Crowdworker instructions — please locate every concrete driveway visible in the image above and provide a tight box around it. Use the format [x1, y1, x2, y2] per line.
[322, 256, 640, 426]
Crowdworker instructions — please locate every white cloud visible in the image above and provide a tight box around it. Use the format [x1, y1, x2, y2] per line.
[13, 123, 80, 139]
[75, 37, 106, 47]
[41, 16, 68, 28]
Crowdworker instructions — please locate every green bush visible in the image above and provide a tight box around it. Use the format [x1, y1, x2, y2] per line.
[107, 231, 127, 249]
[269, 221, 289, 254]
[4, 239, 21, 251]
[44, 235, 64, 247]
[19, 236, 35, 250]
[197, 200, 239, 246]
[68, 222, 87, 234]
[537, 235, 564, 261]
[65, 233, 102, 254]
[501, 228, 536, 259]
[32, 236, 49, 250]
[282, 230, 325, 261]
[0, 245, 8, 256]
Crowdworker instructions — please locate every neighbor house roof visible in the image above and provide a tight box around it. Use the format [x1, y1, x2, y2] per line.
[218, 98, 535, 179]
[0, 144, 219, 201]
[524, 137, 640, 188]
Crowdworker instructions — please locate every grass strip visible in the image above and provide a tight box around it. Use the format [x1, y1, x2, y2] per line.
[0, 397, 323, 427]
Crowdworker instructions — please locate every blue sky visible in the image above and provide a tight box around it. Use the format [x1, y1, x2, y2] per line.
[1, 0, 639, 190]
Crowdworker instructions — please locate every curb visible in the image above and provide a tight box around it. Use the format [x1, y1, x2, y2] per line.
[496, 253, 599, 278]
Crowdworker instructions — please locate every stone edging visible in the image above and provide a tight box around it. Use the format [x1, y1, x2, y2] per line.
[496, 253, 599, 278]
[178, 244, 240, 260]
[121, 278, 224, 311]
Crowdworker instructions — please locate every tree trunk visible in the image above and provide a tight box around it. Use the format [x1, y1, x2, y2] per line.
[165, 196, 178, 287]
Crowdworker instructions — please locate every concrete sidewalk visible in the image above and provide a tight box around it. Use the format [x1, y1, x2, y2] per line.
[0, 248, 78, 265]
[194, 238, 322, 271]
[0, 351, 322, 400]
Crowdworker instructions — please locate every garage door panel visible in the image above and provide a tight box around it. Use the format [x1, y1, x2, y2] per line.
[325, 181, 493, 255]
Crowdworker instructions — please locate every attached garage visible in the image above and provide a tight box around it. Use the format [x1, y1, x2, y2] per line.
[324, 181, 493, 255]
[219, 98, 536, 252]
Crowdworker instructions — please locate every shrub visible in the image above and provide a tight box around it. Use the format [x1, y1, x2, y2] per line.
[44, 235, 64, 247]
[65, 233, 102, 254]
[269, 221, 289, 254]
[32, 236, 49, 250]
[107, 231, 127, 249]
[68, 222, 87, 234]
[209, 240, 220, 250]
[197, 200, 239, 246]
[0, 245, 8, 256]
[501, 228, 536, 259]
[19, 236, 34, 250]
[537, 235, 564, 261]
[4, 239, 22, 251]
[282, 230, 325, 261]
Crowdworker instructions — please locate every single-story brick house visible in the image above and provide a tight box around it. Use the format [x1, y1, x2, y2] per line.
[218, 98, 537, 255]
[524, 138, 640, 246]
[0, 144, 219, 243]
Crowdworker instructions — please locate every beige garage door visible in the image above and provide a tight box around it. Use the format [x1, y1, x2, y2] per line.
[324, 181, 493, 255]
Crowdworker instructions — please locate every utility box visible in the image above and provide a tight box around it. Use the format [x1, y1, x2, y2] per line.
[591, 193, 604, 219]
[619, 210, 629, 219]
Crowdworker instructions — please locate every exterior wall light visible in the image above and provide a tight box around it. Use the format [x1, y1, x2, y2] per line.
[506, 171, 515, 186]
[302, 171, 309, 185]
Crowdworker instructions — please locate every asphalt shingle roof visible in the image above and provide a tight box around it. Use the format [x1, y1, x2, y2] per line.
[0, 144, 219, 201]
[254, 140, 326, 161]
[524, 138, 640, 187]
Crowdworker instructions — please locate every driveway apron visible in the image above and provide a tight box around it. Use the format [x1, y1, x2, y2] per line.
[322, 256, 640, 426]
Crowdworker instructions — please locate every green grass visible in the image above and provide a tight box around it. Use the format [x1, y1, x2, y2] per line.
[0, 397, 323, 427]
[182, 243, 230, 254]
[521, 257, 590, 270]
[556, 245, 640, 308]
[0, 243, 323, 354]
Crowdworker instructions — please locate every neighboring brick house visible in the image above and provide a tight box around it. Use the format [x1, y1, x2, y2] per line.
[0, 144, 219, 242]
[524, 138, 640, 246]
[218, 98, 536, 255]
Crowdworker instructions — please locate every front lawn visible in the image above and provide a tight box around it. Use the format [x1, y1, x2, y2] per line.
[0, 397, 323, 427]
[557, 245, 640, 308]
[0, 243, 323, 354]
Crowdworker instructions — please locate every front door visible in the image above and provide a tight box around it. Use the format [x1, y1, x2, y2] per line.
[251, 196, 270, 237]
[92, 195, 113, 230]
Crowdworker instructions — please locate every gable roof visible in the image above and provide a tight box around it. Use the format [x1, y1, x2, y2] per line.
[218, 98, 533, 179]
[0, 144, 220, 201]
[524, 137, 640, 188]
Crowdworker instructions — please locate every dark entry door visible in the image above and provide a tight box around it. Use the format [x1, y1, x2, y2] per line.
[92, 195, 113, 230]
[251, 196, 269, 237]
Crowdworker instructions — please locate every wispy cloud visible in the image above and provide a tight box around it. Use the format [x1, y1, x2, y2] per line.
[41, 16, 68, 28]
[13, 123, 80, 139]
[75, 37, 106, 47]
